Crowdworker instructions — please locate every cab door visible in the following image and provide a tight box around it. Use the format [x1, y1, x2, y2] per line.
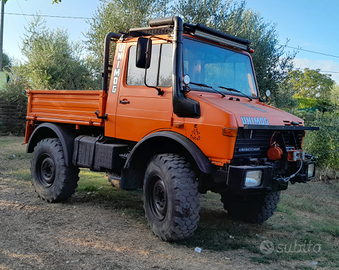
[115, 42, 173, 142]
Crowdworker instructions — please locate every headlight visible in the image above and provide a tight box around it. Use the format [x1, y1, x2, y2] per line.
[244, 170, 263, 187]
[307, 163, 315, 178]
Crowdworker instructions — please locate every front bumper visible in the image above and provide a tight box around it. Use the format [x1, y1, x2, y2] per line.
[214, 160, 316, 192]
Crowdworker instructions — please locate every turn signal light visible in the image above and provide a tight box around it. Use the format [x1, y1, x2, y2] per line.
[222, 127, 238, 137]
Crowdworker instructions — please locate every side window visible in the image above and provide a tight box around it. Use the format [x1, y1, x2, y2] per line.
[126, 46, 144, 85]
[145, 44, 160, 86]
[158, 44, 172, 87]
[127, 43, 172, 87]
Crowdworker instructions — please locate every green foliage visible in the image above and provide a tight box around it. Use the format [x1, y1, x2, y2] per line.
[1, 53, 12, 72]
[288, 81, 339, 170]
[20, 16, 99, 90]
[297, 97, 321, 109]
[85, 0, 168, 64]
[295, 96, 333, 112]
[0, 65, 27, 107]
[288, 68, 335, 99]
[329, 84, 339, 110]
[172, 0, 233, 27]
[283, 72, 339, 171]
[0, 68, 28, 136]
[0, 79, 27, 106]
[297, 111, 339, 169]
[270, 79, 298, 109]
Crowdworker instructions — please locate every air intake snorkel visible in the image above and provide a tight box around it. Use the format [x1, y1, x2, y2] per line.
[149, 16, 201, 118]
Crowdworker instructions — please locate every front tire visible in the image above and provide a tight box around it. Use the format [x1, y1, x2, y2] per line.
[31, 138, 79, 202]
[143, 154, 200, 241]
[221, 190, 280, 223]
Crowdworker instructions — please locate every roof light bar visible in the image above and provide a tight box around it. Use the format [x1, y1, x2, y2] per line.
[129, 26, 173, 36]
[194, 30, 249, 51]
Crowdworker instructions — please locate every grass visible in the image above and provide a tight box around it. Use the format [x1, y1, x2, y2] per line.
[0, 136, 31, 182]
[1, 136, 339, 268]
[75, 169, 144, 218]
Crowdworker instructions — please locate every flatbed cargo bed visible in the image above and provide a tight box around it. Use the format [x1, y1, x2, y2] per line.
[26, 90, 107, 127]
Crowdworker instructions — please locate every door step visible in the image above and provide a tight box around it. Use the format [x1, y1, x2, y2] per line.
[107, 172, 121, 188]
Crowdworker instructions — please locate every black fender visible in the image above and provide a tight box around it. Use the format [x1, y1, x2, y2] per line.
[26, 123, 76, 167]
[120, 131, 212, 189]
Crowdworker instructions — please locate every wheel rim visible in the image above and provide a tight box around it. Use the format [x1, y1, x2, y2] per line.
[37, 154, 55, 187]
[149, 176, 167, 221]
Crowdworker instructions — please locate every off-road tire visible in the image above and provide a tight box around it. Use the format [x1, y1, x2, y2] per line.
[31, 138, 79, 203]
[143, 154, 200, 241]
[221, 191, 280, 223]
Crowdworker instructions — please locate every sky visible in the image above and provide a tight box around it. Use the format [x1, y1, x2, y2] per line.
[245, 0, 339, 84]
[2, 0, 339, 84]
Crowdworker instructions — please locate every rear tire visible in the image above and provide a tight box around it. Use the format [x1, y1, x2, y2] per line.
[143, 154, 200, 241]
[31, 138, 79, 202]
[221, 190, 280, 223]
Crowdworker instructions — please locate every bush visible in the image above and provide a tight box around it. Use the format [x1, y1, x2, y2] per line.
[0, 79, 27, 106]
[296, 97, 333, 112]
[298, 111, 339, 170]
[0, 79, 27, 136]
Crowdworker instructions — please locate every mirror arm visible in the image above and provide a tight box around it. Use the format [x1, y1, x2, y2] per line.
[143, 65, 164, 96]
[156, 87, 164, 95]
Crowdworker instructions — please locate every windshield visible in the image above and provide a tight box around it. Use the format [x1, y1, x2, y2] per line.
[183, 38, 258, 97]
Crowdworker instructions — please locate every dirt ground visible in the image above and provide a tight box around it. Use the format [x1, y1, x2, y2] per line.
[0, 177, 277, 270]
[0, 137, 329, 270]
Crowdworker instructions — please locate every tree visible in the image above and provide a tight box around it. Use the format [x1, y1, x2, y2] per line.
[0, 69, 27, 106]
[1, 52, 11, 71]
[172, 0, 233, 28]
[86, 0, 295, 105]
[270, 79, 298, 109]
[288, 68, 334, 99]
[85, 0, 168, 64]
[330, 84, 339, 110]
[19, 16, 99, 90]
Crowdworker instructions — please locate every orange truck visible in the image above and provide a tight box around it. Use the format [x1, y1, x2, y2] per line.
[24, 16, 318, 241]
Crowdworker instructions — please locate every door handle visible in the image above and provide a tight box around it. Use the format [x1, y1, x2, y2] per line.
[119, 100, 130, 104]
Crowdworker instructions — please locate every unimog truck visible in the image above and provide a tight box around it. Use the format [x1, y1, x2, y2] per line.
[24, 16, 318, 241]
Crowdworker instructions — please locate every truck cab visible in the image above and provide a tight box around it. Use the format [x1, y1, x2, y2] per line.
[25, 16, 317, 241]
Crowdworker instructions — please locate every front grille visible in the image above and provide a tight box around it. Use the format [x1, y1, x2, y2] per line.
[233, 128, 304, 160]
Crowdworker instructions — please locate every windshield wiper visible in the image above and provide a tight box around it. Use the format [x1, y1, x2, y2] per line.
[218, 86, 253, 101]
[190, 82, 225, 98]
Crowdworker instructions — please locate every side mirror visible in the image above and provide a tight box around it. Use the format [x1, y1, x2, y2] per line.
[259, 90, 271, 103]
[265, 90, 271, 98]
[136, 37, 152, 69]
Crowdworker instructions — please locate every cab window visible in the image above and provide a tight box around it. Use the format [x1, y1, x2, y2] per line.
[127, 43, 172, 87]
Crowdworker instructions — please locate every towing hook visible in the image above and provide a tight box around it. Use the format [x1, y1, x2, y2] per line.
[305, 154, 316, 161]
[277, 177, 290, 184]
